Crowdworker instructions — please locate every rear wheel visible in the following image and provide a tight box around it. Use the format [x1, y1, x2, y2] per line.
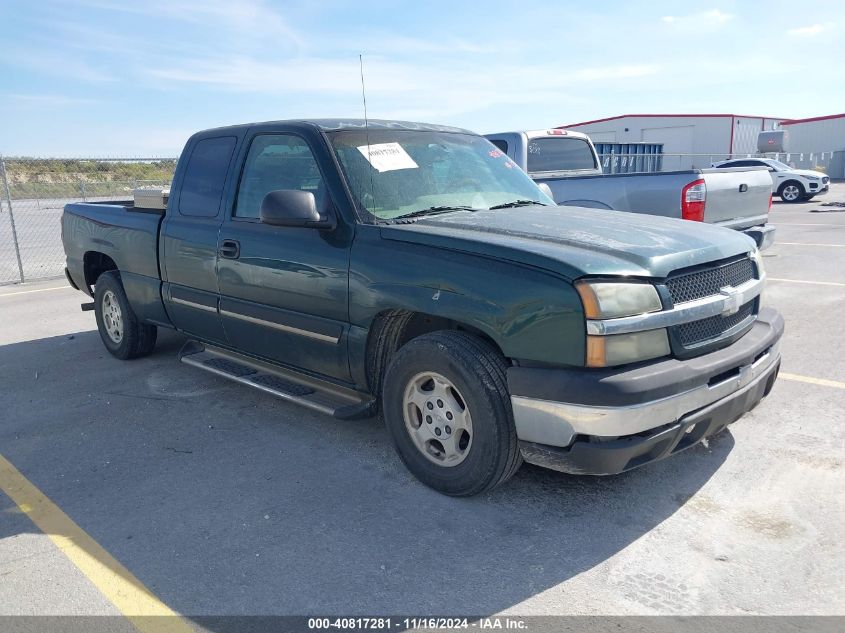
[382, 331, 521, 496]
[779, 181, 804, 203]
[94, 271, 157, 360]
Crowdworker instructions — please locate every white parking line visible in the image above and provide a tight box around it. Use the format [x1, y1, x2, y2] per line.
[775, 223, 845, 227]
[0, 286, 70, 298]
[776, 242, 845, 247]
[768, 278, 845, 287]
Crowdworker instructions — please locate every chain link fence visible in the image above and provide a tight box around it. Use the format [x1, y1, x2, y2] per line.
[597, 150, 845, 174]
[0, 157, 176, 284]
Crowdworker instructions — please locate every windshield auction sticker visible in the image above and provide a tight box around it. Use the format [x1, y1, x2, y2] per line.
[357, 143, 419, 172]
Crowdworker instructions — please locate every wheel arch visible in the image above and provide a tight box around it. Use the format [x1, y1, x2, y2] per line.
[363, 308, 506, 401]
[777, 179, 804, 195]
[83, 251, 119, 291]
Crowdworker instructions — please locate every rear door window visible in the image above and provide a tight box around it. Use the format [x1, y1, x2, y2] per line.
[526, 138, 597, 172]
[178, 136, 237, 217]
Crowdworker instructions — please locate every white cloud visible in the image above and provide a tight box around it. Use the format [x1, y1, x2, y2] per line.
[136, 49, 652, 132]
[0, 50, 115, 83]
[8, 94, 99, 107]
[662, 9, 734, 26]
[572, 65, 658, 81]
[79, 0, 303, 50]
[787, 22, 835, 36]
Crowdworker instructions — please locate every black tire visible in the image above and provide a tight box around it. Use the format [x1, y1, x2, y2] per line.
[93, 271, 157, 360]
[778, 180, 804, 203]
[382, 331, 522, 496]
[802, 194, 815, 201]
[366, 310, 415, 409]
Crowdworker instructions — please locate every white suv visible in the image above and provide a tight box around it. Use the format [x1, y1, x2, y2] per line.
[712, 158, 830, 203]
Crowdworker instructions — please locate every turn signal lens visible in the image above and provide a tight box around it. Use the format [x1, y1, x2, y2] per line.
[586, 330, 671, 367]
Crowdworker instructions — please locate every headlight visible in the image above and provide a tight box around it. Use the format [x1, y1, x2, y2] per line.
[576, 280, 669, 367]
[751, 249, 766, 277]
[575, 280, 663, 319]
[751, 249, 766, 306]
[586, 329, 671, 367]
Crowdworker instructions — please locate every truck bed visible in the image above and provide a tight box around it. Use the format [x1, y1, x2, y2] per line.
[535, 167, 772, 231]
[62, 201, 164, 289]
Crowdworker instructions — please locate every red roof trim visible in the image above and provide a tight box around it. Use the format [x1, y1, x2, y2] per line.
[558, 113, 788, 128]
[780, 113, 845, 125]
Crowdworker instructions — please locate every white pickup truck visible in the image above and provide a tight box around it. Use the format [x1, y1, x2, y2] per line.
[485, 129, 776, 249]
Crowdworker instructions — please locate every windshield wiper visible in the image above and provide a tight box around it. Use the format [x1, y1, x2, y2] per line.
[488, 199, 548, 210]
[396, 205, 477, 220]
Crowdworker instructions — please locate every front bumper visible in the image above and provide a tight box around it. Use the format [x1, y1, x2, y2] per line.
[807, 182, 829, 196]
[509, 308, 784, 475]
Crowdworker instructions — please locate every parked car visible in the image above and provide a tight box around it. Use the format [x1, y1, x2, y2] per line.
[62, 119, 783, 496]
[712, 158, 830, 203]
[485, 129, 775, 249]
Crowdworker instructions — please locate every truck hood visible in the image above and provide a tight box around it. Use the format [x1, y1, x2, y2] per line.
[380, 205, 757, 279]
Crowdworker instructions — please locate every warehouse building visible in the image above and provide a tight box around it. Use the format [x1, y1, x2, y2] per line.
[780, 113, 845, 152]
[559, 114, 786, 170]
[779, 113, 845, 178]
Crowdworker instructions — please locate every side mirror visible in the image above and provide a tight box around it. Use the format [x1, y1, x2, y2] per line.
[259, 190, 333, 229]
[537, 182, 554, 199]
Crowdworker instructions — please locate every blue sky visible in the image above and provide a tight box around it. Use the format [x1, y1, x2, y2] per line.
[1, 0, 843, 156]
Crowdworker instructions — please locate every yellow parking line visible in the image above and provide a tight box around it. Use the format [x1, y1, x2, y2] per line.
[780, 372, 845, 390]
[0, 286, 70, 297]
[768, 278, 845, 287]
[0, 453, 193, 633]
[777, 242, 845, 247]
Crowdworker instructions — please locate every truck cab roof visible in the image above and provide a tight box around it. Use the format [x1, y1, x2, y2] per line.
[485, 129, 592, 141]
[194, 119, 475, 137]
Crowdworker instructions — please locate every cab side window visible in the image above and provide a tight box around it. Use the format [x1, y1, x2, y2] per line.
[490, 139, 508, 154]
[235, 134, 325, 219]
[178, 136, 237, 217]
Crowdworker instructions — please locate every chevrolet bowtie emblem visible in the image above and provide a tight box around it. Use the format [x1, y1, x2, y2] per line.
[719, 286, 742, 316]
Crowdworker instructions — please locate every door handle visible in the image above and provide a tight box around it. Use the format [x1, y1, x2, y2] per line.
[219, 239, 240, 259]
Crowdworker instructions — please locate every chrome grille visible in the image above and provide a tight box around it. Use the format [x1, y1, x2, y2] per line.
[677, 301, 755, 346]
[666, 257, 755, 304]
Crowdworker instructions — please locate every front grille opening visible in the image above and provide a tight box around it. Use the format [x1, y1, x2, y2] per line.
[666, 256, 756, 304]
[676, 301, 755, 347]
[708, 366, 741, 387]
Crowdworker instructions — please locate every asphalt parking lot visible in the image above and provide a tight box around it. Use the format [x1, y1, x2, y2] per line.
[1, 185, 844, 625]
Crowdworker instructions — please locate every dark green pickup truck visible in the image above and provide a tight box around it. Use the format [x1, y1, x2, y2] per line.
[62, 119, 783, 495]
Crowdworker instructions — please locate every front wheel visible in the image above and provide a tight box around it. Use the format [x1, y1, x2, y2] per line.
[94, 271, 157, 360]
[779, 181, 804, 203]
[382, 331, 522, 496]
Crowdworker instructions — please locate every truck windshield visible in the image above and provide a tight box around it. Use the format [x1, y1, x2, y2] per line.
[328, 129, 554, 221]
[526, 137, 597, 173]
